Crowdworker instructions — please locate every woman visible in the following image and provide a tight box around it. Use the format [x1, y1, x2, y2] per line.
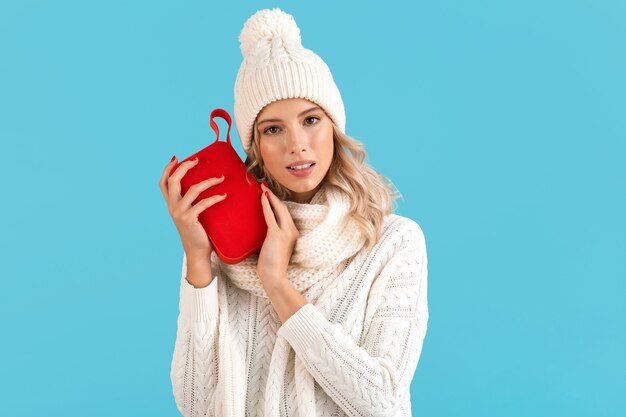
[159, 8, 429, 417]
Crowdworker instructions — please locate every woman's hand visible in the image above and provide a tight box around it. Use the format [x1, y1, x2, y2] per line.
[158, 156, 227, 258]
[257, 183, 299, 289]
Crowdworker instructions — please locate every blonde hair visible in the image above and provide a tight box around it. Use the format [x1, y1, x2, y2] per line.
[244, 114, 403, 251]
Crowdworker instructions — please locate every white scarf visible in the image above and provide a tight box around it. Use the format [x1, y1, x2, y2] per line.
[211, 183, 366, 416]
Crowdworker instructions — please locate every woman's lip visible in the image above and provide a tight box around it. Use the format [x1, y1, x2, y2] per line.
[286, 163, 316, 177]
[286, 160, 316, 168]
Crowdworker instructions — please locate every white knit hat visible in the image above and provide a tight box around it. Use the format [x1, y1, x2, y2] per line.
[234, 8, 346, 155]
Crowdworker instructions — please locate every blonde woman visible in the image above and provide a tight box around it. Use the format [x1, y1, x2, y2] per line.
[160, 8, 429, 417]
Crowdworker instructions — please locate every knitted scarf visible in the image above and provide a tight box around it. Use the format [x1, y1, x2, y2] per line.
[211, 183, 367, 416]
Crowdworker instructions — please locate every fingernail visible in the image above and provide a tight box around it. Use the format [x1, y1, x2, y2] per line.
[264, 191, 269, 198]
[170, 155, 176, 162]
[262, 181, 268, 188]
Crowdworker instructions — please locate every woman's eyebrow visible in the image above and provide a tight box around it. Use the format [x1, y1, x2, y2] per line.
[257, 106, 322, 125]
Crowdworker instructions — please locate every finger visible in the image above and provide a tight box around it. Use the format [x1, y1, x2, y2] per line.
[262, 184, 292, 230]
[260, 190, 278, 229]
[159, 156, 178, 201]
[167, 158, 200, 204]
[179, 176, 225, 211]
[189, 193, 228, 218]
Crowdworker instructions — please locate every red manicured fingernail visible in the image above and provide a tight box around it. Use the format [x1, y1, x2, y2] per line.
[170, 155, 176, 162]
[262, 181, 268, 188]
[264, 191, 269, 198]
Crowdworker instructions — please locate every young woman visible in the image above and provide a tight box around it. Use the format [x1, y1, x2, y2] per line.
[159, 8, 429, 417]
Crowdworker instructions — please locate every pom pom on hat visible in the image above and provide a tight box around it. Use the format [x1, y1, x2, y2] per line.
[238, 8, 302, 57]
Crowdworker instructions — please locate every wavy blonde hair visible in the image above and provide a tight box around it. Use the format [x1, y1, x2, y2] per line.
[244, 115, 402, 251]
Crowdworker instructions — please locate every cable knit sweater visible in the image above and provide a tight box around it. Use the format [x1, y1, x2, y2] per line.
[170, 214, 428, 417]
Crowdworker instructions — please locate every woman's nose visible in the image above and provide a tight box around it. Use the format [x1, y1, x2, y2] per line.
[287, 128, 306, 152]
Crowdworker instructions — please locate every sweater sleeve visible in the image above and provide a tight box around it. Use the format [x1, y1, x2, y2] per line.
[277, 226, 429, 417]
[170, 252, 220, 417]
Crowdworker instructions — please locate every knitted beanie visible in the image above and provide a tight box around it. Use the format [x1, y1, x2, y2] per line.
[234, 8, 346, 155]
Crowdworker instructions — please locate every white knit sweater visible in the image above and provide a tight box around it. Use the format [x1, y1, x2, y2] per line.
[170, 214, 429, 417]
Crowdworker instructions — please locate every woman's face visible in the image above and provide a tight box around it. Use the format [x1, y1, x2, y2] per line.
[255, 98, 334, 203]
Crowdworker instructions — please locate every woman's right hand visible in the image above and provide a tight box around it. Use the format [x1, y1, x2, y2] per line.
[159, 156, 227, 258]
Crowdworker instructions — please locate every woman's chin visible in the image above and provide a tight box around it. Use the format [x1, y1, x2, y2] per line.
[280, 180, 322, 203]
[285, 179, 319, 193]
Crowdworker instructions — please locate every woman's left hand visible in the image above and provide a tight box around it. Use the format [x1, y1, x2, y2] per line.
[257, 183, 299, 289]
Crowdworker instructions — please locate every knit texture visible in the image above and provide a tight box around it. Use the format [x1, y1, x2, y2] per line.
[217, 183, 364, 299]
[170, 213, 429, 416]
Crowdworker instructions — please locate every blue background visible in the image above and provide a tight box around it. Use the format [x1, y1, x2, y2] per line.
[1, 0, 624, 416]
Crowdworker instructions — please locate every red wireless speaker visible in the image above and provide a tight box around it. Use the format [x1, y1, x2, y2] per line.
[169, 108, 267, 264]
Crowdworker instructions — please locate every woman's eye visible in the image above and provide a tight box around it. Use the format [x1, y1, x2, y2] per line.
[264, 126, 279, 135]
[305, 116, 320, 125]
